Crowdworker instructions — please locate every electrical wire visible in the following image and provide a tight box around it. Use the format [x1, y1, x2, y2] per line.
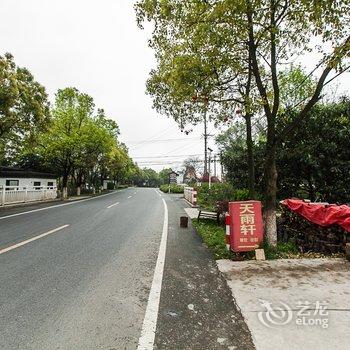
[129, 125, 175, 150]
[132, 153, 202, 159]
[127, 137, 200, 144]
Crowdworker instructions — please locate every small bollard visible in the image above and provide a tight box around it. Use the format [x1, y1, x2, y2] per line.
[180, 216, 188, 228]
[255, 248, 266, 261]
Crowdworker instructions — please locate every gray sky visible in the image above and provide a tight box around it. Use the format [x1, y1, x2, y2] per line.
[0, 0, 348, 172]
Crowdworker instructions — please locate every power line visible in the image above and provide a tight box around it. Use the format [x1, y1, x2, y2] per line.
[136, 158, 222, 165]
[129, 126, 175, 150]
[127, 137, 201, 144]
[133, 153, 202, 159]
[165, 139, 203, 155]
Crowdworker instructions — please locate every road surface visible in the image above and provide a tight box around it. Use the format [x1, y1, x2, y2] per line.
[0, 188, 254, 350]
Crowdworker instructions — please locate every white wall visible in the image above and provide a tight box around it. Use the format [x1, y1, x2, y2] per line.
[0, 177, 57, 189]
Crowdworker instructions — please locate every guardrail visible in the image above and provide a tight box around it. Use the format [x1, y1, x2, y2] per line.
[0, 186, 58, 206]
[184, 186, 197, 206]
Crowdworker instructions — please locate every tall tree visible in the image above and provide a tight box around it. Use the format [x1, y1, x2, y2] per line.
[159, 167, 173, 185]
[37, 88, 95, 198]
[0, 53, 50, 164]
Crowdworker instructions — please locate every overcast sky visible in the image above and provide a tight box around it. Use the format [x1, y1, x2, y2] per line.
[0, 0, 349, 173]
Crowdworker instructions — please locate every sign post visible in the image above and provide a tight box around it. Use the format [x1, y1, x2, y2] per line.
[229, 201, 264, 252]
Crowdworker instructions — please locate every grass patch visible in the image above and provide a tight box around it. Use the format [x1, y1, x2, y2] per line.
[263, 240, 299, 259]
[192, 218, 302, 260]
[192, 218, 233, 259]
[263, 240, 344, 259]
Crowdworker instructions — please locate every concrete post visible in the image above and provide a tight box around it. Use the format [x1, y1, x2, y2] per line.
[1, 187, 5, 206]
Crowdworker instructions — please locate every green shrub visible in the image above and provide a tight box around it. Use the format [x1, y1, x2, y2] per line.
[159, 184, 184, 193]
[195, 183, 250, 211]
[262, 239, 299, 259]
[107, 182, 115, 190]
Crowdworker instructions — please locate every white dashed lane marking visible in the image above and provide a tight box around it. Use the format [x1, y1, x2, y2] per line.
[0, 225, 70, 255]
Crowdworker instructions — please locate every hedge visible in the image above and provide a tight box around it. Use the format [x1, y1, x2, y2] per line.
[159, 184, 184, 193]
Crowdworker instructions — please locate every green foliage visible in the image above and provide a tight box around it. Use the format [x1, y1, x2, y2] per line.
[159, 183, 184, 193]
[216, 123, 265, 194]
[219, 97, 350, 204]
[277, 97, 350, 203]
[192, 218, 232, 259]
[279, 65, 316, 111]
[132, 167, 160, 187]
[0, 53, 50, 164]
[106, 182, 115, 190]
[27, 87, 136, 194]
[196, 183, 250, 211]
[36, 88, 97, 183]
[0, 59, 137, 195]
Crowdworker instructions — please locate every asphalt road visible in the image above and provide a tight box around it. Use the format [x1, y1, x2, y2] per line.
[0, 188, 254, 350]
[0, 188, 164, 350]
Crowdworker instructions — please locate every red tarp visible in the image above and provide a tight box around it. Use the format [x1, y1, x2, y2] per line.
[281, 199, 350, 233]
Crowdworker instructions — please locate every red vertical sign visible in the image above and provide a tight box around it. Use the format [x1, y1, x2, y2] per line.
[229, 201, 264, 252]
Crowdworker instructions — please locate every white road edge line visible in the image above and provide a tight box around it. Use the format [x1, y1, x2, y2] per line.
[137, 198, 168, 350]
[0, 224, 70, 255]
[107, 202, 119, 209]
[0, 190, 122, 221]
[154, 189, 162, 197]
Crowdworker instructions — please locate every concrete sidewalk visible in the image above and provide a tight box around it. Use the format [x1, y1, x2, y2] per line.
[217, 258, 350, 350]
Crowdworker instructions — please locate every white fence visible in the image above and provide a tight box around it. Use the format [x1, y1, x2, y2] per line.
[184, 186, 197, 206]
[0, 186, 58, 206]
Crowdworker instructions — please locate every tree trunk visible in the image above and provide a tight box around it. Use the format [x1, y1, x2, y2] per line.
[62, 174, 68, 200]
[264, 143, 278, 246]
[244, 114, 256, 199]
[76, 172, 83, 196]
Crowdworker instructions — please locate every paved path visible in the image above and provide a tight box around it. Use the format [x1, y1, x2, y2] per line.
[154, 194, 254, 350]
[0, 188, 253, 349]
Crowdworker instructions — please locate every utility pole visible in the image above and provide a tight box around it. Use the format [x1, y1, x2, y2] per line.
[220, 152, 224, 182]
[213, 154, 217, 177]
[208, 147, 213, 189]
[203, 110, 208, 176]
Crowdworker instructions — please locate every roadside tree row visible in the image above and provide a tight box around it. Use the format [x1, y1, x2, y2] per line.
[0, 54, 138, 198]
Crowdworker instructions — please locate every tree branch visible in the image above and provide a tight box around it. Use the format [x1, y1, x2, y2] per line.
[276, 35, 350, 144]
[246, 3, 272, 119]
